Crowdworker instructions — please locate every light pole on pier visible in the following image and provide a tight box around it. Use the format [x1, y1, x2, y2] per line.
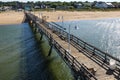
[39, 13, 43, 23]
[39, 13, 42, 18]
[68, 25, 71, 54]
[67, 24, 79, 54]
[58, 16, 71, 53]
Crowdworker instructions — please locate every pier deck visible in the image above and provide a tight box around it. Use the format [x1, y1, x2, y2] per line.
[26, 13, 120, 80]
[38, 23, 116, 80]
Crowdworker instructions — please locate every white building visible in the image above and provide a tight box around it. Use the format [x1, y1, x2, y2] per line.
[95, 2, 114, 8]
[106, 3, 114, 8]
[34, 6, 40, 9]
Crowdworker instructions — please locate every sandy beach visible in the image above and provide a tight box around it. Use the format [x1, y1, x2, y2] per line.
[1, 11, 120, 25]
[0, 11, 24, 25]
[34, 11, 120, 22]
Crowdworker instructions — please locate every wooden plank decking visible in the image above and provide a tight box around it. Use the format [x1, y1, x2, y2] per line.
[38, 23, 116, 80]
[26, 12, 120, 80]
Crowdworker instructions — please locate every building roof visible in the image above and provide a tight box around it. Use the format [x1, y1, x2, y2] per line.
[106, 2, 113, 6]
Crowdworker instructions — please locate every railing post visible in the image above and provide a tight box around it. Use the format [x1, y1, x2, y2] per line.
[72, 57, 75, 67]
[93, 48, 95, 55]
[48, 35, 54, 56]
[80, 65, 86, 80]
[64, 50, 67, 59]
[104, 54, 107, 63]
[70, 34, 72, 41]
[83, 43, 86, 49]
[77, 38, 79, 44]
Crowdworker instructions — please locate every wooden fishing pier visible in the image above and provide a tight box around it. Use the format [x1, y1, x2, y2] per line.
[25, 12, 120, 80]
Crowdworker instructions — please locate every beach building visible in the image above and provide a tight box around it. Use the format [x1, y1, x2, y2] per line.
[3, 6, 12, 11]
[95, 2, 108, 8]
[56, 6, 67, 10]
[112, 3, 120, 8]
[106, 3, 114, 8]
[82, 2, 92, 8]
[41, 4, 48, 9]
[74, 3, 83, 9]
[95, 2, 114, 8]
[34, 6, 40, 9]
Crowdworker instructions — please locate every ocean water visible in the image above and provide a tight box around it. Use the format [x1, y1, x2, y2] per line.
[56, 18, 120, 59]
[0, 23, 74, 80]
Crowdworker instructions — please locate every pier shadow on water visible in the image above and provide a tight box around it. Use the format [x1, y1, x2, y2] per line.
[0, 23, 53, 80]
[30, 24, 74, 80]
[0, 23, 74, 80]
[18, 23, 53, 80]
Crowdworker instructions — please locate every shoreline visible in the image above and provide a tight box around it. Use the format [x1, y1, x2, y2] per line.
[1, 11, 120, 25]
[34, 11, 120, 22]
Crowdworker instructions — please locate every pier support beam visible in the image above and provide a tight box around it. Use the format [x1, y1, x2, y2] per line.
[40, 32, 43, 40]
[48, 37, 54, 56]
[35, 27, 39, 33]
[48, 44, 53, 56]
[34, 23, 40, 33]
[33, 23, 38, 33]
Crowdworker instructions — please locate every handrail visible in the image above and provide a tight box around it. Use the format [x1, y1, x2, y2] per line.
[53, 39, 97, 80]
[38, 22, 97, 80]
[47, 21, 120, 65]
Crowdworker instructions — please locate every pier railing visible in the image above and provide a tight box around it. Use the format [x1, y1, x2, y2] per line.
[40, 17, 120, 74]
[26, 13, 98, 80]
[29, 12, 120, 76]
[47, 22, 120, 63]
[38, 21, 97, 80]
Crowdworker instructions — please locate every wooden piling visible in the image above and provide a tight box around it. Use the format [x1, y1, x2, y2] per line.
[40, 32, 43, 40]
[48, 45, 53, 56]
